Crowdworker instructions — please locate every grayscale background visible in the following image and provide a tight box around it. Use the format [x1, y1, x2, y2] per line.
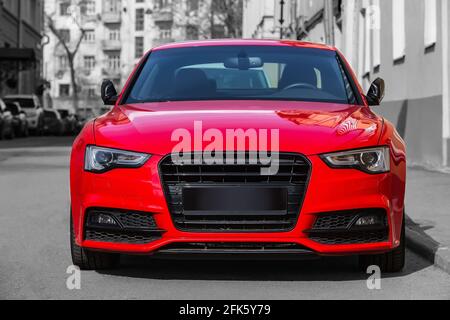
[0, 0, 449, 300]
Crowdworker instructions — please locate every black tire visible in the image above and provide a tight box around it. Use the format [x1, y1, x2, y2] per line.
[35, 117, 44, 136]
[359, 214, 406, 273]
[6, 127, 15, 140]
[70, 215, 120, 270]
[23, 125, 29, 138]
[0, 127, 5, 140]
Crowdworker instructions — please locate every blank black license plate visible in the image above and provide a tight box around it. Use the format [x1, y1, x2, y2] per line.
[182, 187, 288, 216]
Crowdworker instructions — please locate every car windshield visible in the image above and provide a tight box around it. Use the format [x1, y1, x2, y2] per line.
[6, 103, 19, 115]
[4, 98, 35, 109]
[126, 46, 357, 105]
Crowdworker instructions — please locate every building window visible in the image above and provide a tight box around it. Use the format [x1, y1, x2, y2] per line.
[109, 28, 120, 41]
[135, 37, 144, 58]
[156, 0, 171, 9]
[212, 25, 226, 38]
[107, 54, 121, 70]
[159, 26, 172, 39]
[371, 0, 381, 68]
[60, 84, 70, 97]
[135, 8, 145, 31]
[84, 0, 96, 15]
[58, 29, 71, 43]
[58, 55, 68, 69]
[424, 0, 437, 48]
[187, 0, 199, 11]
[104, 0, 121, 13]
[392, 0, 406, 61]
[84, 56, 96, 70]
[84, 30, 95, 42]
[87, 87, 96, 98]
[363, 8, 371, 75]
[59, 1, 71, 16]
[186, 25, 199, 40]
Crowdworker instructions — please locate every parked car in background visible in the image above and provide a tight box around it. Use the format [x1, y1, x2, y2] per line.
[57, 109, 77, 135]
[76, 108, 97, 132]
[3, 95, 44, 135]
[99, 107, 112, 115]
[5, 102, 29, 137]
[0, 98, 15, 140]
[43, 109, 64, 136]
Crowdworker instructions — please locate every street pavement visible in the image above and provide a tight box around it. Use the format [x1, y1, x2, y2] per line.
[0, 137, 450, 300]
[406, 168, 450, 273]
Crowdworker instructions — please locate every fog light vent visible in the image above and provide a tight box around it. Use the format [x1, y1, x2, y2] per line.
[91, 213, 118, 226]
[355, 215, 382, 227]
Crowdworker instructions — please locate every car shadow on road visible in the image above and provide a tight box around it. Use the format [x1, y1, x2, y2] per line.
[97, 251, 432, 282]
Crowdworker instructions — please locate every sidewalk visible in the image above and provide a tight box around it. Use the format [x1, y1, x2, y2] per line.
[406, 168, 450, 274]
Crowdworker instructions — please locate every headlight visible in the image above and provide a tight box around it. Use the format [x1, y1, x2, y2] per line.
[85, 146, 151, 173]
[321, 147, 390, 174]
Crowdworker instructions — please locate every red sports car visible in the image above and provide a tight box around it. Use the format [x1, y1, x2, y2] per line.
[70, 40, 406, 272]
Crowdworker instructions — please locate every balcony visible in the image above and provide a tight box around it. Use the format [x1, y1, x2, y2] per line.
[153, 10, 173, 24]
[102, 12, 121, 24]
[101, 40, 122, 52]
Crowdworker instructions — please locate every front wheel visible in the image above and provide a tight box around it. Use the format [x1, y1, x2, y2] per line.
[359, 214, 406, 273]
[23, 125, 29, 138]
[6, 126, 15, 140]
[70, 214, 120, 270]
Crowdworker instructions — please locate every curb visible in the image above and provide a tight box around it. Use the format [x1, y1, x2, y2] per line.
[406, 216, 450, 275]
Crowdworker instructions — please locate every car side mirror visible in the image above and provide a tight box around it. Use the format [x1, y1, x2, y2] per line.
[101, 79, 118, 106]
[366, 78, 385, 106]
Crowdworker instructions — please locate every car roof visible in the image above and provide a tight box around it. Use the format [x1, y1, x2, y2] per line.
[151, 39, 335, 53]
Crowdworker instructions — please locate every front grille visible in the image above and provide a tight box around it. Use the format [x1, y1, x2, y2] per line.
[313, 214, 356, 230]
[310, 230, 388, 245]
[159, 153, 311, 232]
[84, 208, 164, 244]
[157, 242, 314, 255]
[162, 242, 306, 251]
[85, 230, 160, 244]
[307, 209, 389, 245]
[115, 212, 158, 229]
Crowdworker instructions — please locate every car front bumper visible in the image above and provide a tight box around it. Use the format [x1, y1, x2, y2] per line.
[71, 154, 405, 257]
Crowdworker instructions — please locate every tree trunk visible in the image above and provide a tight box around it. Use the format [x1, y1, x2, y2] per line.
[68, 54, 79, 112]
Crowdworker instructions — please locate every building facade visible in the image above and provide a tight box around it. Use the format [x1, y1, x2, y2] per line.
[44, 0, 228, 115]
[0, 0, 44, 96]
[243, 0, 450, 169]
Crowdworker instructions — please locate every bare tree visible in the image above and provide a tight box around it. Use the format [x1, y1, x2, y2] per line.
[211, 0, 243, 38]
[46, 1, 88, 112]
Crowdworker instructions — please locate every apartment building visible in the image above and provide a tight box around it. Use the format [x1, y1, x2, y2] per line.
[243, 0, 450, 168]
[44, 0, 227, 114]
[242, 0, 276, 39]
[121, 0, 217, 78]
[44, 0, 119, 111]
[0, 0, 44, 96]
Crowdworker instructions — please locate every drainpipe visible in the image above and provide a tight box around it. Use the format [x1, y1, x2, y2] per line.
[443, 0, 449, 167]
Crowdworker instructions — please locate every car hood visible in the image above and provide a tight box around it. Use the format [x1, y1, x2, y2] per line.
[94, 100, 383, 156]
[23, 109, 38, 117]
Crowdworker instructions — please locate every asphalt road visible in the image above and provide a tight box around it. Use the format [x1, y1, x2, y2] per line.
[1, 137, 450, 300]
